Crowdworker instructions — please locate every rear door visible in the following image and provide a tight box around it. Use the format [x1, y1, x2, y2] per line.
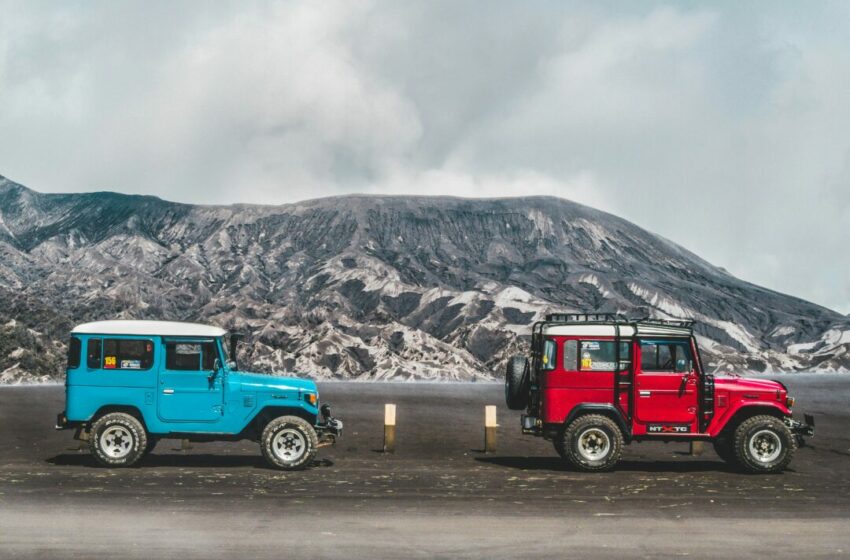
[157, 340, 224, 423]
[634, 339, 698, 432]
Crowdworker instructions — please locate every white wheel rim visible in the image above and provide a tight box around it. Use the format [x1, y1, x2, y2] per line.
[577, 427, 610, 461]
[272, 427, 307, 463]
[749, 429, 782, 463]
[100, 426, 134, 459]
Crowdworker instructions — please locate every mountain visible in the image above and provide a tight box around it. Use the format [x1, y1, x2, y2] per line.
[0, 174, 847, 384]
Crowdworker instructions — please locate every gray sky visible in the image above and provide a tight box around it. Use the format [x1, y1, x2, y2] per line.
[1, 1, 848, 314]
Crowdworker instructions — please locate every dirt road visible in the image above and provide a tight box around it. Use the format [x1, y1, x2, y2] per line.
[1, 375, 849, 559]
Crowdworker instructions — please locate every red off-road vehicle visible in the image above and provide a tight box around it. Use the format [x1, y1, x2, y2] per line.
[506, 314, 814, 473]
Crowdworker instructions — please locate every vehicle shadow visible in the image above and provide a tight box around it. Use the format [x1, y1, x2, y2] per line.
[46, 454, 334, 470]
[474, 456, 742, 474]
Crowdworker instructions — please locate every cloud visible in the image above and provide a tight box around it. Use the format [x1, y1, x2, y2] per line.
[0, 1, 848, 313]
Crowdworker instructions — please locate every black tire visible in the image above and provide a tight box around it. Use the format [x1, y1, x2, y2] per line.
[733, 415, 797, 474]
[553, 437, 567, 459]
[559, 414, 623, 472]
[712, 437, 737, 465]
[89, 412, 148, 468]
[142, 437, 158, 458]
[260, 415, 318, 470]
[505, 355, 530, 410]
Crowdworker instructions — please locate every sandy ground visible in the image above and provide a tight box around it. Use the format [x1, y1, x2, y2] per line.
[1, 375, 849, 559]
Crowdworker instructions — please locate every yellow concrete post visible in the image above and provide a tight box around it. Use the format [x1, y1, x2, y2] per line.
[484, 405, 498, 453]
[383, 404, 397, 453]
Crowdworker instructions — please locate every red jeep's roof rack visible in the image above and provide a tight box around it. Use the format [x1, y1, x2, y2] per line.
[541, 313, 695, 333]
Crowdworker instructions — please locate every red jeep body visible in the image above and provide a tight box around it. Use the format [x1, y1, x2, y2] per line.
[510, 314, 814, 472]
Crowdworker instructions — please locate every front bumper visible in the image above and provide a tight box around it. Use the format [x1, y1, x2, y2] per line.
[316, 404, 343, 447]
[787, 413, 815, 444]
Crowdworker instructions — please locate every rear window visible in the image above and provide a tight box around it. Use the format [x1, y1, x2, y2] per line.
[102, 338, 154, 370]
[577, 340, 631, 372]
[87, 339, 102, 369]
[67, 337, 81, 369]
[540, 339, 557, 371]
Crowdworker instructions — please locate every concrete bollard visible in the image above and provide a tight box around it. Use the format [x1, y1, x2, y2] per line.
[690, 441, 704, 456]
[383, 404, 396, 453]
[484, 405, 498, 453]
[173, 438, 193, 451]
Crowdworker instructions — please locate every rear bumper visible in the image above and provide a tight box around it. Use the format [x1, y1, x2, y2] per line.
[520, 415, 542, 436]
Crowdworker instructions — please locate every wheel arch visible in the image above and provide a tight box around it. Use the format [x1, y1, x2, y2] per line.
[91, 405, 148, 430]
[564, 404, 631, 441]
[714, 404, 787, 438]
[250, 406, 317, 434]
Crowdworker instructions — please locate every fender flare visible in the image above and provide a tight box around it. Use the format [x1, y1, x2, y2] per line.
[247, 405, 317, 432]
[564, 404, 632, 440]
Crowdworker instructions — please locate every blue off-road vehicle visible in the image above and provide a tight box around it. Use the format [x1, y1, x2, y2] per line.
[55, 320, 342, 470]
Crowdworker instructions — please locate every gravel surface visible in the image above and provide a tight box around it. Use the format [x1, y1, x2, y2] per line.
[1, 375, 849, 559]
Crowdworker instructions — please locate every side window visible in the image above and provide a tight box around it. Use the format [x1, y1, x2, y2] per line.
[165, 342, 219, 371]
[67, 337, 81, 369]
[579, 341, 631, 372]
[87, 339, 102, 369]
[640, 341, 692, 372]
[102, 339, 154, 370]
[166, 343, 201, 370]
[540, 339, 556, 371]
[563, 339, 578, 371]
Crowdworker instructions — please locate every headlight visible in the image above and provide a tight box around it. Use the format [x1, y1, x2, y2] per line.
[786, 396, 795, 408]
[304, 393, 317, 406]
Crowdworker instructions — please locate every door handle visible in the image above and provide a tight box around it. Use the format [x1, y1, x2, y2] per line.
[162, 389, 174, 394]
[639, 390, 651, 397]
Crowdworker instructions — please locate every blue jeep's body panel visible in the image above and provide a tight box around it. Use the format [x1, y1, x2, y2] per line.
[65, 333, 320, 436]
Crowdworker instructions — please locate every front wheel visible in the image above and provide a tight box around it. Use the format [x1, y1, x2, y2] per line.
[559, 414, 623, 472]
[260, 415, 318, 470]
[89, 412, 148, 468]
[712, 437, 738, 466]
[733, 415, 797, 473]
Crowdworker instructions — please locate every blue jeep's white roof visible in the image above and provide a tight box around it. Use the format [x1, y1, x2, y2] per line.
[71, 320, 227, 338]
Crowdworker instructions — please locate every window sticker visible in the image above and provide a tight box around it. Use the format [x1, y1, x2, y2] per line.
[584, 341, 600, 350]
[120, 359, 141, 369]
[581, 352, 593, 369]
[104, 356, 117, 369]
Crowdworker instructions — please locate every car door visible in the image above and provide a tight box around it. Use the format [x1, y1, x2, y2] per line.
[634, 339, 698, 431]
[157, 339, 224, 423]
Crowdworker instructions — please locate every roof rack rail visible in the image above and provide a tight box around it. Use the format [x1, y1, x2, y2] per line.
[634, 317, 695, 329]
[544, 312, 628, 323]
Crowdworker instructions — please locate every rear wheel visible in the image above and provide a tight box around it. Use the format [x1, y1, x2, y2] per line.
[89, 413, 147, 468]
[559, 414, 623, 472]
[553, 437, 567, 459]
[142, 437, 158, 458]
[505, 356, 530, 410]
[733, 415, 796, 473]
[260, 415, 318, 470]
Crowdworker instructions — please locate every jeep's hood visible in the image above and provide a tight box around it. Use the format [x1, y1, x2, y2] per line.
[714, 375, 784, 393]
[232, 371, 317, 393]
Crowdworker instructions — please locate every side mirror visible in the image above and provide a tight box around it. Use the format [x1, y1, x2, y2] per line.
[675, 358, 688, 372]
[226, 360, 237, 370]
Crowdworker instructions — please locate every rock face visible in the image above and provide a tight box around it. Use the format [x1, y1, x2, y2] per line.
[0, 174, 847, 383]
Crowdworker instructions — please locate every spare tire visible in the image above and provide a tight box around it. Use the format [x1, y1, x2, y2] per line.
[505, 355, 530, 410]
